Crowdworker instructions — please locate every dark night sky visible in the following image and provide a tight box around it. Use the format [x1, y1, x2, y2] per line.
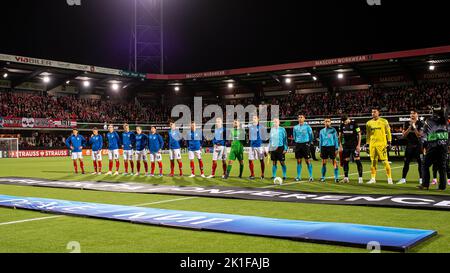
[1, 0, 450, 74]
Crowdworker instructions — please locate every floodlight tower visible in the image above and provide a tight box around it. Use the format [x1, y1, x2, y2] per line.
[129, 0, 164, 74]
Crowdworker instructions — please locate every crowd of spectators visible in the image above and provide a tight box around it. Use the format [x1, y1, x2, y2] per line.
[1, 83, 448, 124]
[334, 83, 449, 116]
[0, 92, 150, 123]
[266, 83, 449, 118]
[19, 132, 65, 149]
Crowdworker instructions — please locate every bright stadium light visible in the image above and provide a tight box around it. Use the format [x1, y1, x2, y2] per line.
[83, 81, 90, 87]
[111, 83, 120, 91]
[312, 76, 318, 81]
[429, 65, 436, 71]
[66, 80, 70, 84]
[2, 73, 7, 79]
[43, 76, 51, 83]
[174, 86, 180, 92]
[338, 73, 344, 79]
[228, 83, 234, 89]
[285, 78, 292, 84]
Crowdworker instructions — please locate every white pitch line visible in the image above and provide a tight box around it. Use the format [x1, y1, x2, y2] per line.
[0, 215, 62, 226]
[0, 196, 198, 226]
[265, 164, 414, 188]
[263, 180, 306, 188]
[325, 164, 412, 179]
[133, 196, 198, 207]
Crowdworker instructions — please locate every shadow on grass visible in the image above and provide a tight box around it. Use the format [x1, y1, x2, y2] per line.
[407, 233, 442, 253]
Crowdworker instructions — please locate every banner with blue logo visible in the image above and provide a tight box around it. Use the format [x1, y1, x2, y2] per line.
[0, 194, 436, 251]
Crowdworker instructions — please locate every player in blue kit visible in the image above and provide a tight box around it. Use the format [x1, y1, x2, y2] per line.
[65, 128, 86, 174]
[319, 118, 340, 183]
[134, 127, 149, 176]
[248, 115, 267, 180]
[122, 123, 136, 175]
[106, 124, 121, 175]
[208, 117, 228, 179]
[187, 121, 205, 178]
[148, 126, 165, 177]
[168, 122, 183, 177]
[89, 127, 103, 175]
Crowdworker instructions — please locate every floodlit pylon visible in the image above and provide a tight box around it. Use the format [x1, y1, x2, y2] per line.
[129, 0, 164, 73]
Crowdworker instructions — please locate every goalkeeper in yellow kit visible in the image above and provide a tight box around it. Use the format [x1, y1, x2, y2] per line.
[366, 108, 393, 184]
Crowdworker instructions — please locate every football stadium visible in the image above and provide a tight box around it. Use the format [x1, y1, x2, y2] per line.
[0, 0, 449, 262]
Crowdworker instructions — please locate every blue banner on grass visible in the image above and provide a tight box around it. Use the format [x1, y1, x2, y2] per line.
[0, 194, 436, 251]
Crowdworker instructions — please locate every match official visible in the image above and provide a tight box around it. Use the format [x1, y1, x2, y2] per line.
[269, 118, 288, 181]
[293, 114, 314, 182]
[319, 118, 339, 183]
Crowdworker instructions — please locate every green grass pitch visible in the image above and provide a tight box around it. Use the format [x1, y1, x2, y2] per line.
[0, 153, 449, 253]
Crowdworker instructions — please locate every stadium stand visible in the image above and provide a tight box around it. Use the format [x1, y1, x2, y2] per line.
[271, 82, 450, 118]
[2, 83, 448, 150]
[1, 46, 449, 150]
[19, 132, 65, 149]
[1, 83, 449, 123]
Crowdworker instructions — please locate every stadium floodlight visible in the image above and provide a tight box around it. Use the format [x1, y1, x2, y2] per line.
[228, 83, 234, 89]
[66, 80, 70, 84]
[174, 86, 180, 92]
[312, 76, 318, 81]
[2, 73, 7, 79]
[338, 73, 344, 79]
[43, 76, 51, 83]
[83, 81, 90, 87]
[111, 83, 120, 91]
[285, 78, 292, 84]
[429, 65, 436, 71]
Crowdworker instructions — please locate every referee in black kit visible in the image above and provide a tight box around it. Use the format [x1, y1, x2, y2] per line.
[397, 110, 424, 185]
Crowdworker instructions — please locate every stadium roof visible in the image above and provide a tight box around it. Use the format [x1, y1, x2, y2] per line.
[150, 45, 450, 96]
[1, 45, 450, 97]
